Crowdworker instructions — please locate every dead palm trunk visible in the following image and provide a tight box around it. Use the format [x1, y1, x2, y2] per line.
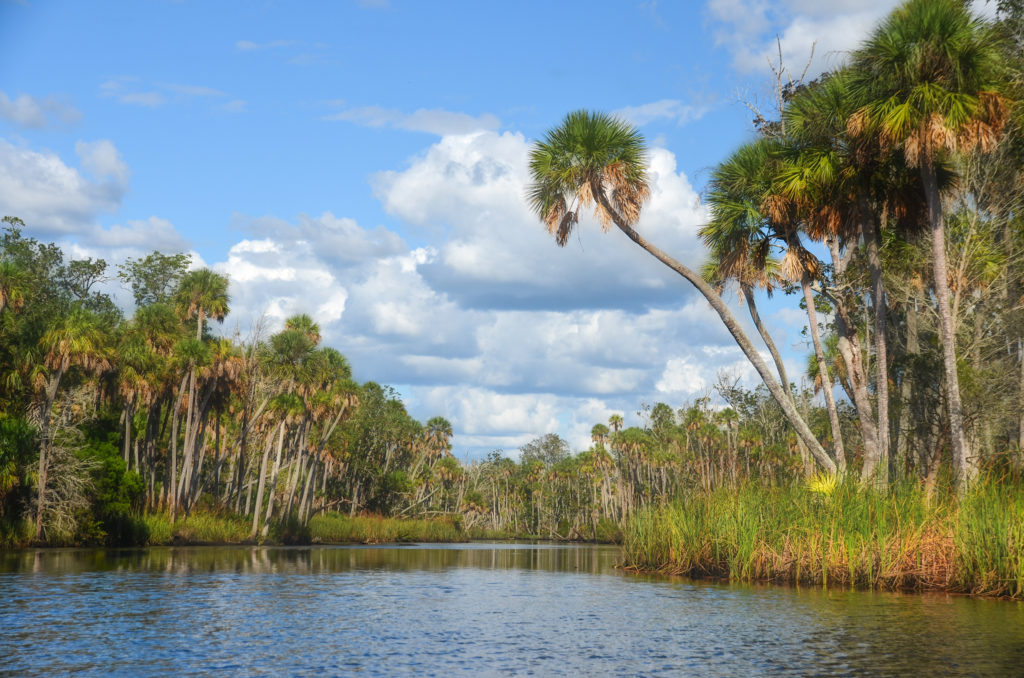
[33, 368, 65, 540]
[249, 433, 274, 539]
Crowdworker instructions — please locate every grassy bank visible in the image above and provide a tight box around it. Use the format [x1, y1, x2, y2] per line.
[143, 512, 253, 545]
[3, 511, 473, 548]
[621, 479, 1024, 599]
[308, 513, 466, 543]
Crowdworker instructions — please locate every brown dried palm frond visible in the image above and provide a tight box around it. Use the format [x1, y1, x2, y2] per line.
[761, 193, 791, 225]
[555, 210, 578, 247]
[544, 199, 566, 236]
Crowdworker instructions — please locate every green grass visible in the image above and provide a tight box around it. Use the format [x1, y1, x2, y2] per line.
[621, 478, 1024, 598]
[143, 512, 251, 545]
[308, 513, 467, 544]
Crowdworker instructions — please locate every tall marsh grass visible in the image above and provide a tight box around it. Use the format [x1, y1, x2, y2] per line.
[308, 513, 466, 544]
[621, 478, 1023, 598]
[142, 512, 251, 545]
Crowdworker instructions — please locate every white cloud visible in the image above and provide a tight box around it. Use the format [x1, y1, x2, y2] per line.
[99, 78, 239, 111]
[0, 138, 124, 235]
[75, 139, 130, 184]
[0, 137, 190, 259]
[707, 0, 900, 77]
[612, 99, 710, 127]
[0, 90, 81, 129]
[118, 92, 165, 108]
[372, 130, 708, 311]
[324, 105, 501, 135]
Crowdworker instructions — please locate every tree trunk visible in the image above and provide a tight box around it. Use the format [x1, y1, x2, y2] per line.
[800, 273, 847, 471]
[921, 161, 973, 490]
[249, 434, 274, 539]
[863, 212, 890, 488]
[34, 368, 65, 540]
[595, 188, 836, 474]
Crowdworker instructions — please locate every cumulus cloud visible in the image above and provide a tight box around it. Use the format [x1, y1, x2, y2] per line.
[75, 139, 130, 184]
[372, 130, 708, 311]
[0, 137, 190, 259]
[0, 90, 81, 129]
[0, 138, 125, 235]
[324, 105, 501, 135]
[706, 0, 901, 77]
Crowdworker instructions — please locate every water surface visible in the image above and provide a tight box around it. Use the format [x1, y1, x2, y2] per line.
[1, 543, 1022, 676]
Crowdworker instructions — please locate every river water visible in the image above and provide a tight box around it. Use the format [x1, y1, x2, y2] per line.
[1, 543, 1022, 676]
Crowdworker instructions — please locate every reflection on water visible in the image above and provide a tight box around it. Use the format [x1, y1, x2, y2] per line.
[0, 541, 616, 577]
[1, 543, 1022, 677]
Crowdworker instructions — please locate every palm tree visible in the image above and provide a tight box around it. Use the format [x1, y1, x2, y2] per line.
[0, 261, 26, 314]
[528, 110, 836, 474]
[170, 270, 229, 516]
[174, 269, 230, 340]
[702, 139, 847, 472]
[608, 414, 624, 434]
[285, 314, 322, 346]
[849, 0, 1011, 488]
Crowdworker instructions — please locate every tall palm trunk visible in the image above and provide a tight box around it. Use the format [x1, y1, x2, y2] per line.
[921, 162, 973, 489]
[594, 187, 836, 474]
[250, 432, 275, 539]
[742, 285, 791, 397]
[34, 368, 65, 540]
[800, 272, 847, 470]
[863, 212, 890, 488]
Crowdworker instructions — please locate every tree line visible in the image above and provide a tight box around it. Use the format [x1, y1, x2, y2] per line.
[0, 223, 466, 545]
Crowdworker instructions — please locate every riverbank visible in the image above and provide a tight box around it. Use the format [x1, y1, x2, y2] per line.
[2, 512, 472, 548]
[620, 479, 1024, 599]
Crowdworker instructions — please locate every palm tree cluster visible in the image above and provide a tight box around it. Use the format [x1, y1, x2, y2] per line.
[461, 391, 820, 540]
[0, 222, 460, 545]
[528, 0, 1024, 493]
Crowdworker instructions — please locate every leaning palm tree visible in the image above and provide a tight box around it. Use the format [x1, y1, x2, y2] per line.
[849, 0, 1011, 488]
[528, 110, 836, 474]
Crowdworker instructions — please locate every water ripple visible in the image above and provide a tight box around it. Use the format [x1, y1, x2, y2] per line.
[1, 545, 1022, 676]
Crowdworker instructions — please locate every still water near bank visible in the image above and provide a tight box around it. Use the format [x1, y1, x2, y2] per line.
[1, 543, 1022, 676]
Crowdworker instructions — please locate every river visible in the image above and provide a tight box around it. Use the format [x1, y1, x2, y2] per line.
[1, 543, 1022, 676]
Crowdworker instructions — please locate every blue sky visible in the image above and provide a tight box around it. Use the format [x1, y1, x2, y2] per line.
[2, 0, 937, 457]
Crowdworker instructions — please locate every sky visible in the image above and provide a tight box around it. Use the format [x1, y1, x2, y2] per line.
[1, 0, 979, 458]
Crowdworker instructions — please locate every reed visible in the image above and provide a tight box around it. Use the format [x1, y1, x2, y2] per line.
[308, 513, 466, 544]
[621, 478, 1023, 598]
[142, 512, 251, 545]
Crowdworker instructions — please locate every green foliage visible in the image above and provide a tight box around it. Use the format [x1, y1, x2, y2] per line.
[118, 251, 191, 307]
[77, 426, 146, 546]
[0, 415, 35, 547]
[142, 512, 251, 545]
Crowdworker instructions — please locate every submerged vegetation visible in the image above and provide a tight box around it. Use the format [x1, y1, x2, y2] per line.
[1, 0, 1023, 601]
